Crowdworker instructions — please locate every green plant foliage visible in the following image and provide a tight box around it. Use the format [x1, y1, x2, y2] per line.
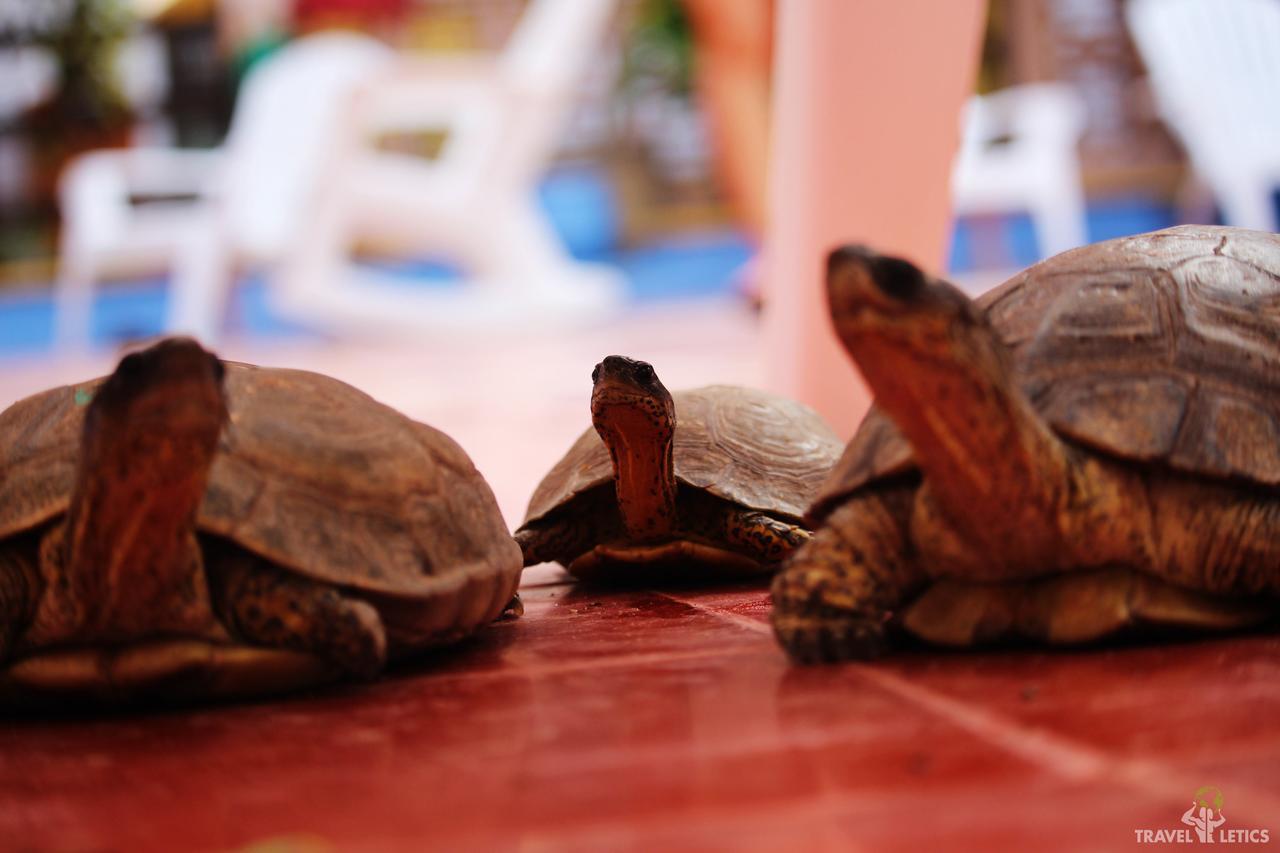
[621, 0, 695, 97]
[36, 0, 135, 128]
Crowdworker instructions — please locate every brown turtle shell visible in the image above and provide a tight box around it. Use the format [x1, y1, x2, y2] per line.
[523, 385, 842, 527]
[811, 225, 1280, 522]
[0, 363, 521, 602]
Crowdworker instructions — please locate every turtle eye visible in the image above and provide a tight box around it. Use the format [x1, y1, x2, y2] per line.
[637, 364, 655, 383]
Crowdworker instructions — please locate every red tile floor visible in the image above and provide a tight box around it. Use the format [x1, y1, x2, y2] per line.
[2, 299, 1279, 851]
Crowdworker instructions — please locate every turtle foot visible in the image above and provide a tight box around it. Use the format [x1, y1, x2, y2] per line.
[498, 594, 524, 620]
[770, 608, 889, 663]
[768, 492, 916, 663]
[213, 555, 387, 680]
[0, 543, 39, 665]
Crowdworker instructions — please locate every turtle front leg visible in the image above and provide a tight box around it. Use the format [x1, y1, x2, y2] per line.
[0, 541, 40, 664]
[771, 487, 922, 663]
[714, 507, 812, 567]
[209, 551, 387, 679]
[514, 520, 594, 567]
[514, 507, 622, 568]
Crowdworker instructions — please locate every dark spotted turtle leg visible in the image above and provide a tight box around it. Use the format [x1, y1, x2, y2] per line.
[0, 540, 40, 663]
[696, 504, 803, 563]
[771, 486, 923, 662]
[514, 505, 624, 568]
[513, 520, 593, 567]
[209, 550, 387, 679]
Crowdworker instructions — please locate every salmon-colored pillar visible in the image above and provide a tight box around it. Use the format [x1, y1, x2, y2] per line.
[762, 0, 987, 437]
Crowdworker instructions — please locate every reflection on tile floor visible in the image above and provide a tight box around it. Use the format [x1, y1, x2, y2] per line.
[2, 569, 1278, 851]
[2, 301, 1277, 850]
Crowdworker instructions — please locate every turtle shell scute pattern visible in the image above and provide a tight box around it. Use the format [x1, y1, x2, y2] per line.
[523, 385, 843, 527]
[0, 363, 521, 601]
[812, 225, 1280, 520]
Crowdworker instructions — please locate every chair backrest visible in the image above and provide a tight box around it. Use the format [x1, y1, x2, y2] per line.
[1126, 0, 1280, 172]
[500, 0, 616, 95]
[221, 32, 395, 256]
[491, 0, 617, 190]
[957, 83, 1086, 165]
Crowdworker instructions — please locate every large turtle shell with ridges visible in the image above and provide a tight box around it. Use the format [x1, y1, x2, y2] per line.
[525, 385, 842, 527]
[811, 225, 1280, 522]
[0, 363, 521, 617]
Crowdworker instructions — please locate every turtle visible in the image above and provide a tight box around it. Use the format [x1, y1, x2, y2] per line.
[770, 225, 1280, 662]
[0, 337, 523, 704]
[515, 355, 843, 581]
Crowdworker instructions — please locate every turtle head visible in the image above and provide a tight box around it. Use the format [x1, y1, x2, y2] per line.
[91, 337, 228, 438]
[823, 245, 1066, 568]
[590, 355, 675, 437]
[825, 246, 984, 353]
[590, 356, 678, 540]
[60, 337, 230, 644]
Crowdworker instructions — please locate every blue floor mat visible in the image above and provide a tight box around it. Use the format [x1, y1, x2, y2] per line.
[949, 194, 1184, 273]
[0, 231, 755, 357]
[0, 193, 1206, 359]
[614, 231, 753, 301]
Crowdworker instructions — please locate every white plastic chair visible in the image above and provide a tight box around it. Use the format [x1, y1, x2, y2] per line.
[270, 0, 625, 334]
[951, 83, 1089, 259]
[55, 32, 396, 346]
[1126, 0, 1280, 232]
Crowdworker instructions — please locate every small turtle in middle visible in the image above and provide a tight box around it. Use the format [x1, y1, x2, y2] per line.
[516, 356, 843, 581]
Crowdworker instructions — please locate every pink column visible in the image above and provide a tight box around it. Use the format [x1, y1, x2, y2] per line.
[762, 0, 988, 437]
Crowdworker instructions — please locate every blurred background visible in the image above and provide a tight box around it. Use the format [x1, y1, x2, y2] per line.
[0, 0, 1276, 522]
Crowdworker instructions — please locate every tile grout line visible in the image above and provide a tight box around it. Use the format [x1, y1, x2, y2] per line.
[659, 590, 1280, 827]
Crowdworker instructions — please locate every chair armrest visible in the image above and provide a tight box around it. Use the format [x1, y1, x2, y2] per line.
[351, 56, 505, 135]
[58, 147, 224, 245]
[61, 147, 225, 202]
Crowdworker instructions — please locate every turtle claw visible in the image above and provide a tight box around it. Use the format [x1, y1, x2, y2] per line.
[498, 594, 524, 620]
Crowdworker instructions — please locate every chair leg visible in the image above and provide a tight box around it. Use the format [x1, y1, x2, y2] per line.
[271, 189, 622, 332]
[166, 224, 230, 344]
[1031, 183, 1088, 259]
[53, 249, 98, 351]
[1216, 179, 1277, 232]
[463, 199, 623, 310]
[478, 199, 571, 283]
[272, 190, 353, 327]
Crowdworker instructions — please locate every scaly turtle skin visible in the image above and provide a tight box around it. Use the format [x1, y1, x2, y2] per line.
[516, 356, 842, 581]
[771, 226, 1280, 662]
[0, 338, 522, 704]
